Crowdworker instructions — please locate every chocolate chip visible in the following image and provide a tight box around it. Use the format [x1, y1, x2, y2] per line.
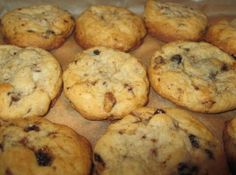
[11, 94, 20, 102]
[232, 55, 236, 60]
[188, 134, 200, 148]
[24, 124, 40, 132]
[178, 162, 199, 175]
[0, 143, 3, 151]
[104, 92, 116, 112]
[205, 149, 214, 159]
[35, 147, 53, 166]
[19, 137, 28, 145]
[171, 54, 182, 64]
[64, 19, 68, 23]
[45, 30, 55, 35]
[151, 148, 157, 156]
[184, 48, 190, 52]
[27, 30, 34, 33]
[154, 108, 166, 114]
[141, 135, 146, 139]
[5, 168, 13, 175]
[93, 49, 100, 55]
[221, 64, 228, 71]
[94, 153, 106, 167]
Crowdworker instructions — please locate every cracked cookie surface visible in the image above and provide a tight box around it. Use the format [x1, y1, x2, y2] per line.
[149, 41, 236, 113]
[144, 0, 207, 42]
[1, 4, 75, 50]
[0, 117, 92, 175]
[0, 45, 62, 119]
[75, 5, 146, 51]
[63, 47, 149, 120]
[94, 107, 222, 175]
[206, 18, 236, 57]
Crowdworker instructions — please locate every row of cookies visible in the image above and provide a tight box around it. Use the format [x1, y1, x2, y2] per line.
[0, 1, 236, 175]
[1, 1, 235, 56]
[1, 106, 236, 175]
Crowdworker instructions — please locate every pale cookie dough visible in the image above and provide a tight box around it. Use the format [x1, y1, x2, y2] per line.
[0, 45, 62, 119]
[94, 107, 223, 175]
[149, 41, 236, 113]
[144, 0, 208, 42]
[206, 18, 236, 57]
[0, 117, 92, 175]
[63, 47, 149, 120]
[1, 5, 75, 50]
[223, 117, 236, 175]
[75, 5, 146, 51]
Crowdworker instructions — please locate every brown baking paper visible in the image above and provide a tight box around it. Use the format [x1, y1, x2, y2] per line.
[1, 0, 236, 174]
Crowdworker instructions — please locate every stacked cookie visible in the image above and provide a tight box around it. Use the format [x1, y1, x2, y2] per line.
[0, 1, 236, 175]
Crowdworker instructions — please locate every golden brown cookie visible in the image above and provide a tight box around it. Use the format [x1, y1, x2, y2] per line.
[94, 107, 223, 175]
[0, 45, 62, 119]
[1, 5, 75, 50]
[75, 5, 146, 51]
[0, 117, 92, 175]
[63, 47, 149, 120]
[206, 18, 236, 57]
[149, 41, 236, 113]
[144, 0, 208, 42]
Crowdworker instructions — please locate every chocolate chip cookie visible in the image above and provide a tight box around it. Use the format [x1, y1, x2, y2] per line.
[1, 5, 75, 50]
[94, 107, 223, 175]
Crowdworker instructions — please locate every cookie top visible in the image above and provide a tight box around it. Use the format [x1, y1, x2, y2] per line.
[63, 47, 149, 120]
[1, 5, 75, 50]
[0, 45, 62, 119]
[144, 0, 207, 42]
[74, 5, 146, 51]
[148, 41, 236, 113]
[0, 117, 92, 175]
[223, 117, 236, 174]
[94, 107, 222, 175]
[206, 18, 236, 57]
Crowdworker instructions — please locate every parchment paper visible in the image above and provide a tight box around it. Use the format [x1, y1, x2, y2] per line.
[1, 0, 236, 174]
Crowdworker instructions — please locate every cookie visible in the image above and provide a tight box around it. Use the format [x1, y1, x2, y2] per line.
[63, 47, 149, 120]
[206, 18, 236, 57]
[74, 5, 146, 51]
[94, 107, 222, 175]
[223, 117, 236, 174]
[1, 5, 75, 50]
[0, 117, 92, 175]
[0, 45, 62, 119]
[149, 41, 236, 113]
[144, 0, 208, 42]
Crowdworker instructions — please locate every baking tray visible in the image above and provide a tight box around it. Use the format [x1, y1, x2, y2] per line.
[1, 0, 236, 174]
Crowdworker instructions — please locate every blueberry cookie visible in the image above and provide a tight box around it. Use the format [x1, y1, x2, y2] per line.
[75, 5, 146, 51]
[63, 47, 149, 120]
[223, 117, 236, 174]
[149, 41, 236, 113]
[94, 107, 223, 175]
[0, 117, 92, 175]
[206, 18, 236, 57]
[144, 0, 207, 42]
[0, 45, 62, 119]
[1, 5, 75, 50]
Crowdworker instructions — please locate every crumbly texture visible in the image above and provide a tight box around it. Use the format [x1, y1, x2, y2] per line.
[63, 47, 149, 120]
[0, 117, 92, 175]
[0, 45, 62, 119]
[94, 107, 222, 175]
[144, 0, 208, 42]
[1, 5, 75, 50]
[206, 18, 236, 57]
[75, 5, 146, 51]
[223, 117, 236, 175]
[148, 41, 236, 113]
